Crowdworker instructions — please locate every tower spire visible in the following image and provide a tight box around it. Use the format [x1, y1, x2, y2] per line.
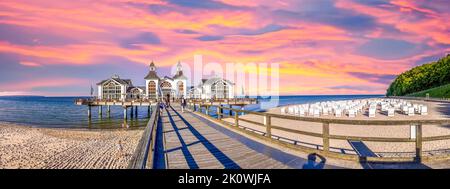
[149, 60, 156, 71]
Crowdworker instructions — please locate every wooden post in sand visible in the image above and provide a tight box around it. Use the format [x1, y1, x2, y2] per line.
[88, 105, 92, 118]
[205, 105, 209, 115]
[415, 124, 423, 162]
[107, 105, 111, 116]
[323, 122, 330, 152]
[130, 106, 134, 118]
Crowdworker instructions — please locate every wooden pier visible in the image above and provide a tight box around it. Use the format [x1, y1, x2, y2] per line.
[127, 97, 450, 169]
[75, 98, 258, 120]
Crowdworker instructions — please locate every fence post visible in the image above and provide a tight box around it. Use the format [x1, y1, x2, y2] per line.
[264, 114, 271, 138]
[415, 124, 423, 162]
[323, 122, 330, 152]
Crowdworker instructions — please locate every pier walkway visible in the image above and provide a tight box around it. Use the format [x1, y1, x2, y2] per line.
[158, 105, 339, 169]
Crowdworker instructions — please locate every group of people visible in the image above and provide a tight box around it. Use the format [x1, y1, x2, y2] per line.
[159, 94, 187, 115]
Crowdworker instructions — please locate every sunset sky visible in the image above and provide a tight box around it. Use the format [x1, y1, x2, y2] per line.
[0, 0, 449, 96]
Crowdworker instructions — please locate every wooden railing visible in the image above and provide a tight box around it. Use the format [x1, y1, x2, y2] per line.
[189, 102, 450, 162]
[128, 104, 161, 169]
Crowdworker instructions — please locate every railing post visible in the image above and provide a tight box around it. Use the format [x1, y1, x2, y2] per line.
[264, 114, 271, 138]
[234, 110, 239, 127]
[415, 124, 423, 162]
[323, 122, 330, 152]
[205, 105, 209, 115]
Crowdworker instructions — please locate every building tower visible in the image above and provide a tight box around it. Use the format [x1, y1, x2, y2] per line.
[144, 61, 160, 99]
[173, 61, 187, 98]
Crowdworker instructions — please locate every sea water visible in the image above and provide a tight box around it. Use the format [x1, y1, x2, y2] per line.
[0, 95, 383, 128]
[0, 96, 149, 128]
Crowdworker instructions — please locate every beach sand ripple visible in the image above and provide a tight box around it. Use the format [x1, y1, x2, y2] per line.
[0, 123, 143, 169]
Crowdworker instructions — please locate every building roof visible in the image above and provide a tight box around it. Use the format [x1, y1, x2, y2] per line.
[173, 71, 187, 80]
[162, 76, 174, 80]
[127, 86, 145, 92]
[97, 77, 132, 86]
[202, 77, 234, 86]
[144, 70, 160, 80]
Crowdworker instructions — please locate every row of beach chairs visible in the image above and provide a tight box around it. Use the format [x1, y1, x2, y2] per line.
[280, 99, 428, 118]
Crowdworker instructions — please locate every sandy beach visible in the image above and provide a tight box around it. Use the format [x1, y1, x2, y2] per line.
[0, 122, 143, 169]
[223, 99, 450, 158]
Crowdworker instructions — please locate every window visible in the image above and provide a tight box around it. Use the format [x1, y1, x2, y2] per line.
[212, 80, 229, 99]
[160, 81, 172, 97]
[102, 81, 121, 99]
[131, 88, 141, 99]
[148, 81, 156, 99]
[177, 81, 184, 98]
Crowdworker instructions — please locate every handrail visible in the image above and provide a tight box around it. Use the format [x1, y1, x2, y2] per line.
[190, 102, 450, 162]
[128, 103, 160, 169]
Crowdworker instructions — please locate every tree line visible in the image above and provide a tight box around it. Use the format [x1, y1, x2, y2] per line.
[386, 54, 450, 96]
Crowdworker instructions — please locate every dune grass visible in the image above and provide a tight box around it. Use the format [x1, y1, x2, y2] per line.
[406, 83, 450, 98]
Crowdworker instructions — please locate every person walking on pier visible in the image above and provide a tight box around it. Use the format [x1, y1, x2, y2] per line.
[166, 94, 171, 107]
[159, 102, 165, 116]
[180, 96, 187, 113]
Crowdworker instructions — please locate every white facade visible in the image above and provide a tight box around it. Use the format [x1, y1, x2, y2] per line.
[188, 77, 235, 99]
[97, 61, 188, 101]
[96, 75, 132, 101]
[96, 61, 237, 100]
[144, 61, 187, 99]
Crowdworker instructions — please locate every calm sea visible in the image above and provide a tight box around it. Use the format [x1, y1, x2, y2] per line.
[0, 95, 383, 128]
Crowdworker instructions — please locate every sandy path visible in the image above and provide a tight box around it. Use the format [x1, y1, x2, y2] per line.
[222, 99, 450, 158]
[0, 122, 144, 169]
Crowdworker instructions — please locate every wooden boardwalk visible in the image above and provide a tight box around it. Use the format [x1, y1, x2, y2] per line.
[161, 105, 290, 169]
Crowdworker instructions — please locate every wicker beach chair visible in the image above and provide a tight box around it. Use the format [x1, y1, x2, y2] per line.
[408, 107, 415, 116]
[369, 107, 376, 118]
[387, 107, 395, 117]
